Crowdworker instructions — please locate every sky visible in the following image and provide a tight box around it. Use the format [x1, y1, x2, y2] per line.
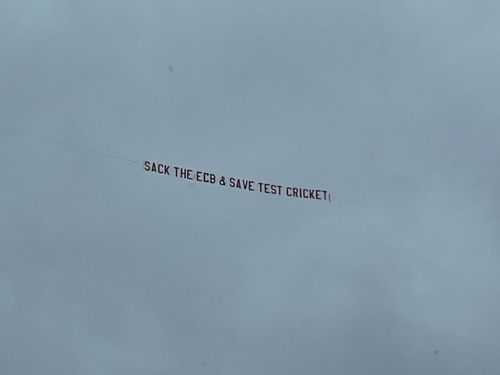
[1, 0, 500, 374]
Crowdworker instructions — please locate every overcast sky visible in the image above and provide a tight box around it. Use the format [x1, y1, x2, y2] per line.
[1, 1, 500, 374]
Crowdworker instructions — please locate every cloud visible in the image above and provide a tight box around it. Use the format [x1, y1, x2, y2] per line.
[1, 0, 499, 373]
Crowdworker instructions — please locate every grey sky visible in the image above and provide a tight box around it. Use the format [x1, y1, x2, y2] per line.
[1, 0, 500, 374]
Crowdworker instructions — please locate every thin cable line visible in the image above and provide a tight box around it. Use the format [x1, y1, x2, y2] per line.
[0, 125, 139, 165]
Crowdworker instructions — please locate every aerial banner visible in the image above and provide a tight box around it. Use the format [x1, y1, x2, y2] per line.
[144, 160, 332, 203]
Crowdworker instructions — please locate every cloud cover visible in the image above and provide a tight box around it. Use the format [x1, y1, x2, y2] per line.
[1, 0, 500, 373]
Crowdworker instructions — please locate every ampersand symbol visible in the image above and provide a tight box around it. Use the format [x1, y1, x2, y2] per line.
[219, 176, 226, 186]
